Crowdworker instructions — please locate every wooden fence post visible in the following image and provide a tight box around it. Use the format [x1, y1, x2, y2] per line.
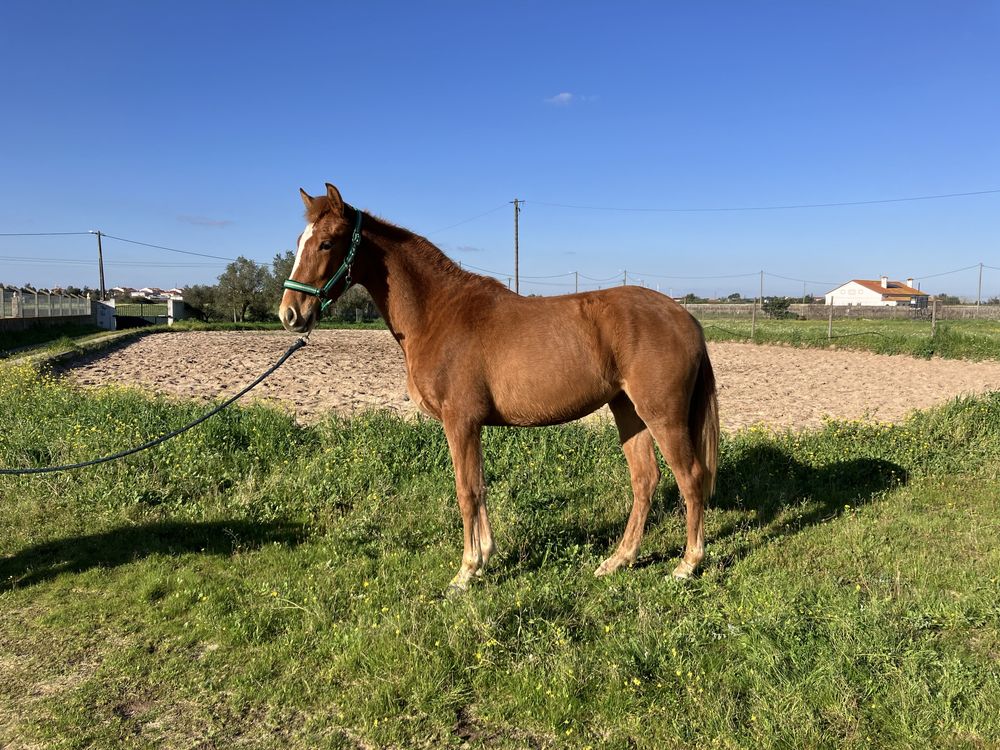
[827, 304, 833, 340]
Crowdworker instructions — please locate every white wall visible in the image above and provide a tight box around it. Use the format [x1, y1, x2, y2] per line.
[825, 282, 893, 306]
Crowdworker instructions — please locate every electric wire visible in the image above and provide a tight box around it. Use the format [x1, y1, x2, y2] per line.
[527, 188, 1000, 213]
[0, 232, 91, 237]
[100, 233, 237, 261]
[428, 203, 509, 235]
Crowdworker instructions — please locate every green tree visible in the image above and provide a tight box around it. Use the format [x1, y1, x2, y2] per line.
[217, 257, 272, 322]
[182, 284, 222, 322]
[762, 297, 794, 319]
[267, 250, 296, 307]
[329, 284, 380, 322]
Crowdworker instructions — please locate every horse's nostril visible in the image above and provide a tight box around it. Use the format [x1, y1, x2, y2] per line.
[282, 307, 298, 328]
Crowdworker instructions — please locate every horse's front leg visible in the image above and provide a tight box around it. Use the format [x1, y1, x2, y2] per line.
[443, 419, 493, 592]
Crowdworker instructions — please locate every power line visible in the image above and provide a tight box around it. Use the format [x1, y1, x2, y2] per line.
[911, 263, 981, 280]
[765, 271, 837, 285]
[427, 203, 509, 234]
[0, 255, 223, 268]
[0, 231, 91, 237]
[528, 188, 1000, 213]
[519, 271, 575, 280]
[632, 270, 759, 280]
[100, 233, 237, 261]
[579, 272, 625, 282]
[461, 261, 513, 277]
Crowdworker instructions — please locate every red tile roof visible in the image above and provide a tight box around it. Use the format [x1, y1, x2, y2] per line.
[850, 279, 928, 297]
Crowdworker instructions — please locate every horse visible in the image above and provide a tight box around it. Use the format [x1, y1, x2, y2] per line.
[280, 184, 719, 592]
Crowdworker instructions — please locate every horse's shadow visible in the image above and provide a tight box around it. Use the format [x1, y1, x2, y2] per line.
[0, 520, 305, 592]
[703, 444, 906, 571]
[496, 444, 906, 578]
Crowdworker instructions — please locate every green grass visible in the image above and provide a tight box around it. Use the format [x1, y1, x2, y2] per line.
[7, 317, 999, 365]
[699, 317, 1000, 360]
[1, 361, 998, 748]
[0, 323, 104, 354]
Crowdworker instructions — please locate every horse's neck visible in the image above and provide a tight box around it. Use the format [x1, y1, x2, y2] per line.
[357, 217, 459, 351]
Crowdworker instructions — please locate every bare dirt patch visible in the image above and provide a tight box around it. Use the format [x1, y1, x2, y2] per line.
[63, 330, 1000, 431]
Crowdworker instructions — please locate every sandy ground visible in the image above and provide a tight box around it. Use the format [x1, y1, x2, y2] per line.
[63, 330, 1000, 431]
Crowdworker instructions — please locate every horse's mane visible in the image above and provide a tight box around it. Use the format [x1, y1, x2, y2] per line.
[311, 201, 508, 294]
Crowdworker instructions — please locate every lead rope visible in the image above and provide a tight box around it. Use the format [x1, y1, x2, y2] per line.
[0, 336, 309, 476]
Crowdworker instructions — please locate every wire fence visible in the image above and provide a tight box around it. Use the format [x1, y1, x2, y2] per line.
[460, 264, 1000, 302]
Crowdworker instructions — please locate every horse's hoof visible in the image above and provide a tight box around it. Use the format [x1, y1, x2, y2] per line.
[671, 561, 696, 580]
[594, 558, 620, 577]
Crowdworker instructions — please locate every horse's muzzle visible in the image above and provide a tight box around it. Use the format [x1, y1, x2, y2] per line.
[279, 303, 315, 333]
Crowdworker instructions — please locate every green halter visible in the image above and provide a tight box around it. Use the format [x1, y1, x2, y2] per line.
[283, 207, 363, 313]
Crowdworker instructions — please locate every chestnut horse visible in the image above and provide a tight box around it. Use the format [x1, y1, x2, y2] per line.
[280, 184, 719, 591]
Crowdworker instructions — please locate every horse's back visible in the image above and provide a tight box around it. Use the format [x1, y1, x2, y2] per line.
[469, 286, 707, 425]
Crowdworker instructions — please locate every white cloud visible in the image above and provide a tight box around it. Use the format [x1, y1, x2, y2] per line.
[545, 92, 598, 106]
[545, 92, 575, 105]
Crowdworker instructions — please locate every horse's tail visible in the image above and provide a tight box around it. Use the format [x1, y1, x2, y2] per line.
[689, 344, 719, 500]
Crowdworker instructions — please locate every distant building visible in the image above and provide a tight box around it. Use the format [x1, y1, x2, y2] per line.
[824, 276, 929, 307]
[109, 286, 183, 300]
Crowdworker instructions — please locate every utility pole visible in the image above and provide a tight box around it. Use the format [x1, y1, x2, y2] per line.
[623, 269, 628, 286]
[511, 199, 521, 294]
[752, 270, 763, 340]
[574, 271, 579, 294]
[978, 262, 983, 314]
[90, 230, 106, 300]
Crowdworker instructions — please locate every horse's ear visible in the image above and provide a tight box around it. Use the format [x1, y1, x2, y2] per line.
[299, 188, 314, 209]
[325, 183, 345, 215]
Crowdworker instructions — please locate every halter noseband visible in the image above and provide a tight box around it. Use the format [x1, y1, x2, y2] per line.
[283, 206, 363, 313]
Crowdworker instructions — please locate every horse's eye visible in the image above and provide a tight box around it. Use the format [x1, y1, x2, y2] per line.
[318, 240, 333, 251]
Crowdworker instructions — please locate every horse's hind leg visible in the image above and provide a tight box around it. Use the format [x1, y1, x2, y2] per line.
[644, 419, 707, 579]
[595, 393, 661, 577]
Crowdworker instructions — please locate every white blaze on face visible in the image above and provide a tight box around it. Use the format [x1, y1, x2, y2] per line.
[290, 222, 315, 279]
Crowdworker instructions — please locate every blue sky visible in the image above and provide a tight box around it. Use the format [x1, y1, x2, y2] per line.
[1, 1, 998, 299]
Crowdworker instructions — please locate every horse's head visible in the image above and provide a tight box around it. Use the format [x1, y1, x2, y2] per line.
[279, 183, 361, 332]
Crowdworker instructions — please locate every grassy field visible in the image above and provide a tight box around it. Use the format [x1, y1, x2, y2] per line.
[1, 357, 998, 748]
[698, 316, 1000, 360]
[6, 316, 1000, 364]
[0, 323, 105, 355]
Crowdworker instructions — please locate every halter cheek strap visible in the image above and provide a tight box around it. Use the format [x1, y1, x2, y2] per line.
[283, 207, 363, 313]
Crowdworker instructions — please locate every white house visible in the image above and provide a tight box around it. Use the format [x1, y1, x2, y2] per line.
[825, 276, 929, 307]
